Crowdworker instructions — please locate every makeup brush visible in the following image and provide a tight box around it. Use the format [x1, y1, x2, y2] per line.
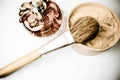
[0, 16, 99, 77]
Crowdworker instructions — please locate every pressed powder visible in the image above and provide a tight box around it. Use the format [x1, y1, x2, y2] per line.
[68, 2, 120, 53]
[19, 0, 62, 37]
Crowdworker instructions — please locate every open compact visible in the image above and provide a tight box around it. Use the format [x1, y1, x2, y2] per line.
[19, 0, 62, 37]
[68, 2, 120, 55]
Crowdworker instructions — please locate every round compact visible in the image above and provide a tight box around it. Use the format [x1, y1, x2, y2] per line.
[19, 0, 62, 37]
[68, 2, 120, 55]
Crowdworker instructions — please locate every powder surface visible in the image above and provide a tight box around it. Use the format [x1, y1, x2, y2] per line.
[69, 2, 120, 49]
[19, 1, 62, 37]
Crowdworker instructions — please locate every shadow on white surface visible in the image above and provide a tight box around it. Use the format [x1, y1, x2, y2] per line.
[110, 40, 120, 54]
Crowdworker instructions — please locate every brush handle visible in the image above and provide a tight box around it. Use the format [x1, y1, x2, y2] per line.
[0, 31, 74, 78]
[0, 50, 40, 77]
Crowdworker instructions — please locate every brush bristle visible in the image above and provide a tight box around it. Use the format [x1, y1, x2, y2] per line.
[70, 16, 99, 44]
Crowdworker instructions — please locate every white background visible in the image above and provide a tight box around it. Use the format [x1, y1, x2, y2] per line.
[0, 0, 120, 80]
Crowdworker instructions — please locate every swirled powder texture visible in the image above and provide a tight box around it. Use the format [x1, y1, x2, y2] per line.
[69, 2, 120, 49]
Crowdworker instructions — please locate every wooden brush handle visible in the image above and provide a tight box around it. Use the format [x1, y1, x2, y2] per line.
[0, 50, 40, 77]
[0, 31, 74, 78]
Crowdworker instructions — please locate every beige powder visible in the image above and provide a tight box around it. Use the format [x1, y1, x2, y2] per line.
[69, 2, 120, 49]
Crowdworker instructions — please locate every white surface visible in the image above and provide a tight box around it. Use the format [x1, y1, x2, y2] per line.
[0, 0, 120, 80]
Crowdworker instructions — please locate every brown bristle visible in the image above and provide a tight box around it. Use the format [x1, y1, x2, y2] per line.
[70, 16, 99, 44]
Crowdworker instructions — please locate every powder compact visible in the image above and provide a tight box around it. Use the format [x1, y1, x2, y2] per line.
[19, 0, 62, 37]
[68, 2, 120, 54]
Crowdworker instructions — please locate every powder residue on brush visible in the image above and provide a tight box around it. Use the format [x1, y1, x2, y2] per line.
[70, 16, 99, 44]
[69, 2, 120, 49]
